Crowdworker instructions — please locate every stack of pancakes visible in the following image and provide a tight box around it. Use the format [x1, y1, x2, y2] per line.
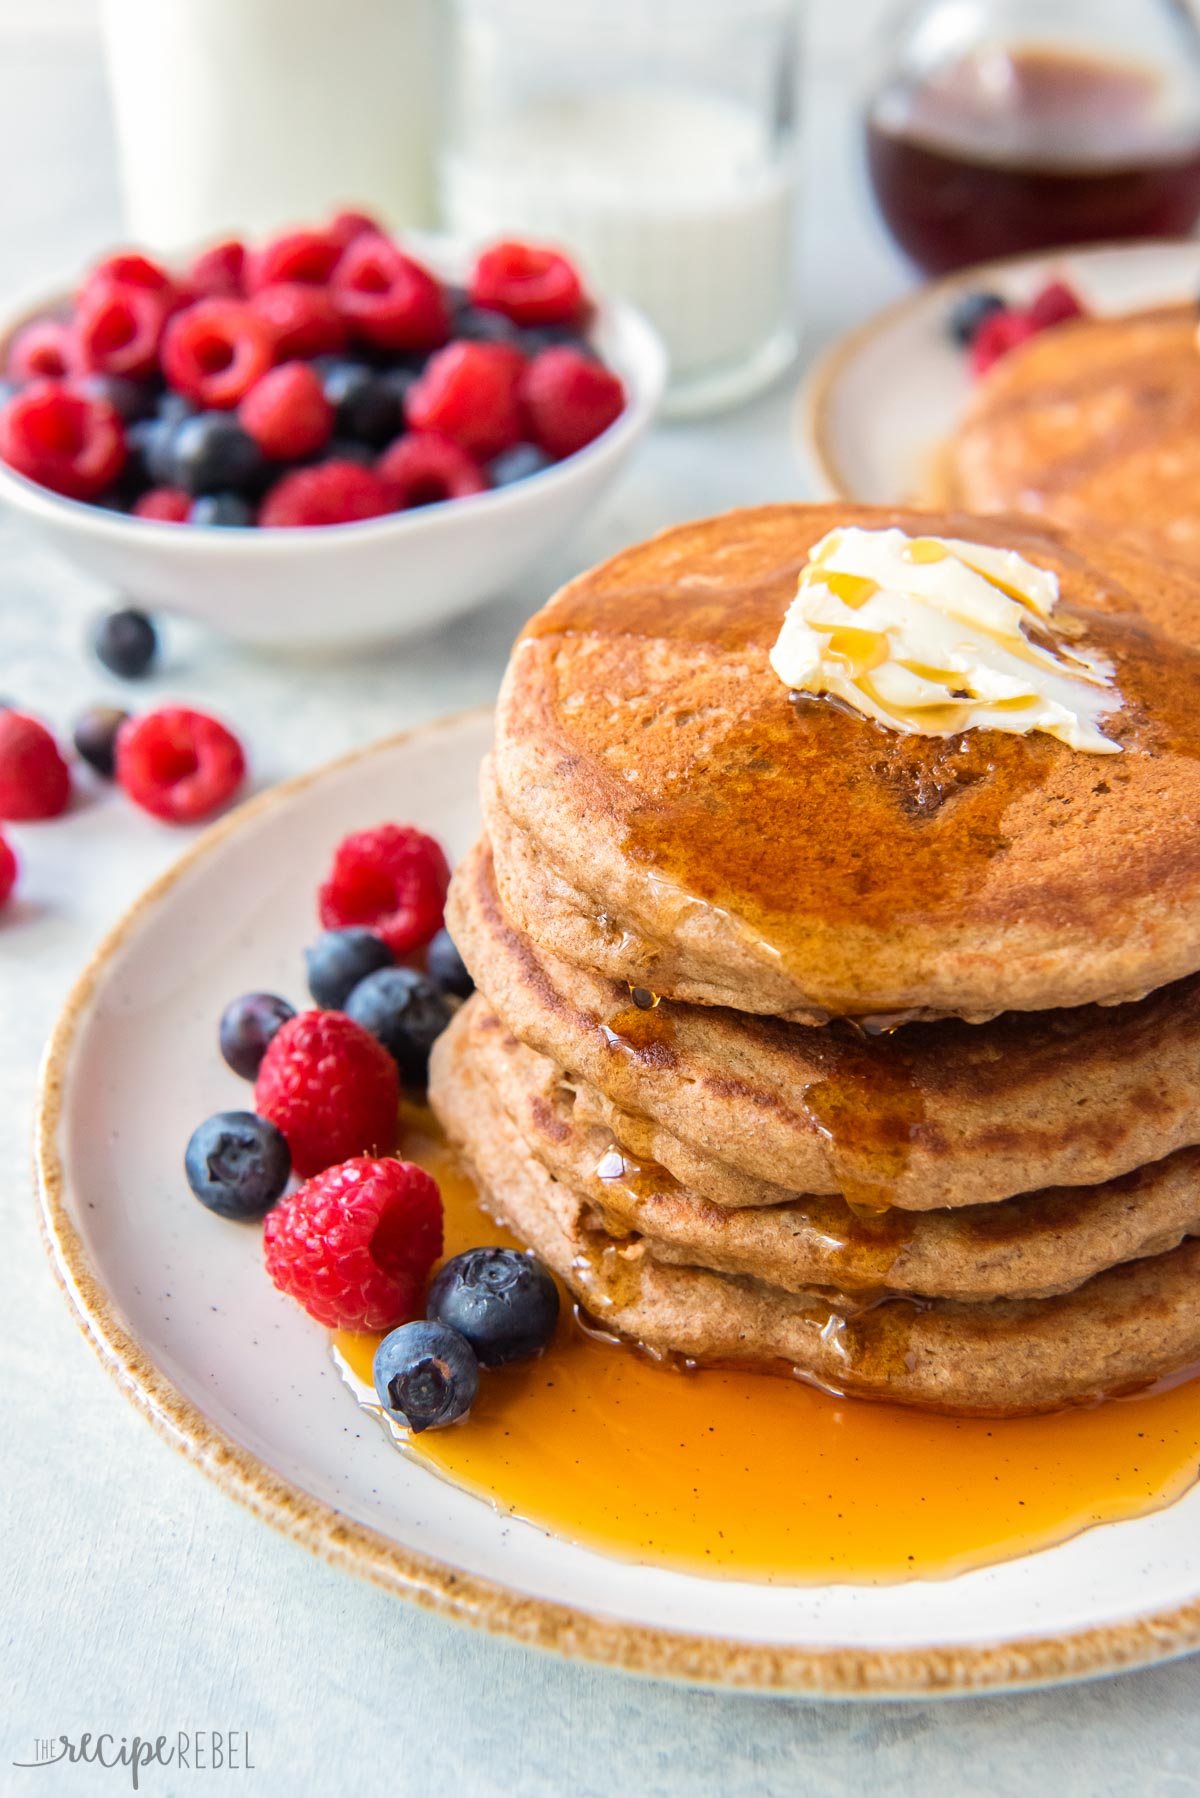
[430, 503, 1200, 1416]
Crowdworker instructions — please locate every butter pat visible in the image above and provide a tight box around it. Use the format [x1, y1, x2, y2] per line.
[769, 527, 1122, 753]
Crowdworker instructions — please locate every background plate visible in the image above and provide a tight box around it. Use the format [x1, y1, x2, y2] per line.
[34, 709, 1200, 1696]
[800, 239, 1200, 505]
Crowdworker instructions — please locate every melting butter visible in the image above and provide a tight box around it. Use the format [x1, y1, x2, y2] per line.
[770, 527, 1122, 753]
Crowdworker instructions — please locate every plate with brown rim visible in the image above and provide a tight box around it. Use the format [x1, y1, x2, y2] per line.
[34, 707, 1200, 1697]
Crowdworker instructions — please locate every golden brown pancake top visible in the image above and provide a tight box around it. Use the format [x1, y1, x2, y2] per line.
[493, 503, 1200, 1019]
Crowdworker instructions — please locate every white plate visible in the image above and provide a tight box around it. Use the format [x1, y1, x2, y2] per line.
[800, 239, 1200, 504]
[34, 710, 1200, 1696]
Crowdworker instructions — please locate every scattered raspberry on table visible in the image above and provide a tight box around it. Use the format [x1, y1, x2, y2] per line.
[0, 710, 71, 821]
[115, 705, 245, 824]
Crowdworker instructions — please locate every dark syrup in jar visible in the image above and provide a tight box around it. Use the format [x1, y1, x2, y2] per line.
[867, 45, 1200, 273]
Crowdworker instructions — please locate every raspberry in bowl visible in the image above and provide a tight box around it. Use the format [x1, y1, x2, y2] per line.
[0, 222, 665, 650]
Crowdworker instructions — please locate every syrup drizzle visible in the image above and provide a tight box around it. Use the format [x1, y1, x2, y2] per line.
[333, 1106, 1200, 1584]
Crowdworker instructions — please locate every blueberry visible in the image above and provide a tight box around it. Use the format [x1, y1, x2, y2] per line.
[425, 927, 473, 998]
[305, 926, 394, 1009]
[172, 412, 267, 498]
[218, 991, 296, 1079]
[344, 965, 452, 1084]
[126, 416, 179, 488]
[514, 324, 596, 358]
[72, 704, 129, 778]
[948, 290, 1007, 348]
[487, 443, 552, 487]
[79, 372, 159, 423]
[372, 1320, 479, 1431]
[318, 359, 405, 448]
[190, 492, 255, 527]
[452, 303, 522, 347]
[157, 391, 195, 427]
[325, 438, 377, 467]
[184, 1110, 290, 1219]
[90, 607, 158, 678]
[427, 1247, 559, 1367]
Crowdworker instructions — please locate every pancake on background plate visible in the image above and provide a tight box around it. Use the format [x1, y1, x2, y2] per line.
[432, 503, 1200, 1415]
[948, 304, 1200, 566]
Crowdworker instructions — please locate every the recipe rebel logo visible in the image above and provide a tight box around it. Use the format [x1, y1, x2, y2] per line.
[12, 1731, 255, 1788]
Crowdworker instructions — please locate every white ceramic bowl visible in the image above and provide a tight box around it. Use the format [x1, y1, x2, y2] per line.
[0, 262, 666, 652]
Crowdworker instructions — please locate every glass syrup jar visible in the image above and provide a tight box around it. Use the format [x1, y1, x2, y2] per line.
[865, 0, 1200, 274]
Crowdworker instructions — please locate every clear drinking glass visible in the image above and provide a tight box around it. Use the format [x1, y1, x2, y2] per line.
[442, 0, 800, 416]
[865, 0, 1200, 273]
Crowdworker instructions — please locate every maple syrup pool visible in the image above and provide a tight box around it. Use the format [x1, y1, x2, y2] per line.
[333, 1107, 1200, 1584]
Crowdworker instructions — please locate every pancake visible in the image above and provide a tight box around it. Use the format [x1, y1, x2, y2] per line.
[947, 305, 1200, 568]
[448, 838, 1200, 1210]
[430, 1012, 1200, 1416]
[459, 998, 1200, 1302]
[490, 503, 1200, 1022]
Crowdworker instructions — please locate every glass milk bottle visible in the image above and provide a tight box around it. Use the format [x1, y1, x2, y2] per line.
[442, 0, 800, 416]
[99, 0, 436, 248]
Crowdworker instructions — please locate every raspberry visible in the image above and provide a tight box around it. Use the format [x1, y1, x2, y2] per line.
[255, 1012, 400, 1179]
[378, 431, 487, 507]
[406, 342, 524, 459]
[318, 822, 450, 956]
[0, 380, 126, 500]
[75, 281, 168, 379]
[0, 832, 16, 908]
[470, 239, 585, 327]
[239, 362, 333, 459]
[326, 209, 382, 251]
[246, 229, 342, 293]
[0, 710, 71, 820]
[1029, 280, 1087, 332]
[519, 347, 624, 458]
[82, 252, 177, 306]
[263, 1155, 442, 1330]
[331, 235, 450, 351]
[258, 460, 394, 528]
[115, 705, 245, 823]
[161, 300, 275, 409]
[187, 239, 247, 299]
[8, 319, 79, 383]
[133, 486, 190, 522]
[251, 282, 347, 359]
[970, 308, 1037, 378]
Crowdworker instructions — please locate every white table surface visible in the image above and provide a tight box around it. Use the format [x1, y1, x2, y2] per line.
[5, 5, 1200, 1794]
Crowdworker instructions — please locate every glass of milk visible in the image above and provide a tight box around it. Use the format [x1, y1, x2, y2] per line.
[442, 0, 801, 416]
[99, 0, 436, 249]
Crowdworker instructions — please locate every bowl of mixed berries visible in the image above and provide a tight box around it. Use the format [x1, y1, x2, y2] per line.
[0, 216, 666, 650]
